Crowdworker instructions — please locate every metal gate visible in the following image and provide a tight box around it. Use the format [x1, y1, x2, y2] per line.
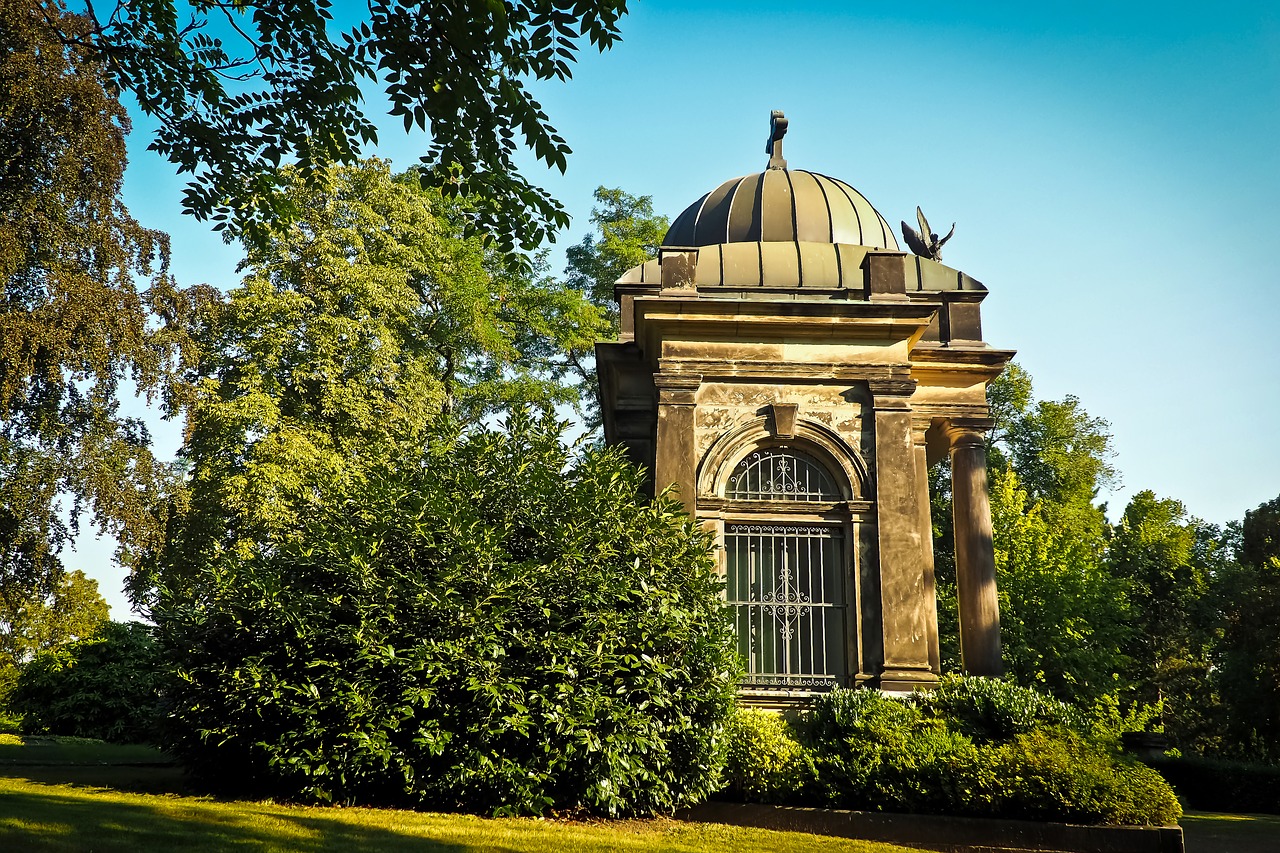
[725, 523, 845, 690]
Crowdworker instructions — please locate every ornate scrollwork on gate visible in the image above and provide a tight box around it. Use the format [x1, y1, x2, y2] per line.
[761, 566, 811, 640]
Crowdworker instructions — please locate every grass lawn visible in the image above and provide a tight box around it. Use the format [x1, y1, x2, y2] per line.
[1180, 810, 1280, 853]
[0, 777, 922, 853]
[0, 736, 911, 853]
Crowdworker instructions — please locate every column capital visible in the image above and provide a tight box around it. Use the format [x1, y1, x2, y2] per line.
[911, 420, 932, 446]
[654, 372, 701, 405]
[868, 378, 916, 411]
[943, 416, 995, 448]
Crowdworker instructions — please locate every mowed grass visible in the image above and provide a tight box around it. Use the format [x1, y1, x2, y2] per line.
[0, 777, 918, 853]
[0, 736, 912, 853]
[1180, 810, 1280, 853]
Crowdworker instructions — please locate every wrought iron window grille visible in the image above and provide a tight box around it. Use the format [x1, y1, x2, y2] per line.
[726, 447, 841, 502]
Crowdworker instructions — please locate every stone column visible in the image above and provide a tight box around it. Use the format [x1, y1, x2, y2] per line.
[944, 418, 1002, 677]
[653, 373, 701, 506]
[912, 426, 941, 675]
[868, 379, 937, 691]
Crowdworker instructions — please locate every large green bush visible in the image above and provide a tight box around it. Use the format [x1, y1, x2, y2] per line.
[154, 413, 739, 816]
[806, 689, 996, 815]
[7, 622, 165, 743]
[719, 682, 1181, 826]
[988, 728, 1180, 826]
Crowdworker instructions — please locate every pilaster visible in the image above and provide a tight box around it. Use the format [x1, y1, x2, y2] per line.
[912, 423, 942, 675]
[653, 373, 702, 506]
[869, 378, 938, 690]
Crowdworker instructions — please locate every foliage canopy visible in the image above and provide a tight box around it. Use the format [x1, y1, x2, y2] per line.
[55, 0, 630, 253]
[0, 568, 108, 671]
[138, 160, 605, 588]
[1, 0, 202, 606]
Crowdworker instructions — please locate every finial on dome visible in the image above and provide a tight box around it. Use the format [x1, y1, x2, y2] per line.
[765, 110, 788, 170]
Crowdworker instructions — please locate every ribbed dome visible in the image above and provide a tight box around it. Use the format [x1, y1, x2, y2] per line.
[663, 169, 899, 251]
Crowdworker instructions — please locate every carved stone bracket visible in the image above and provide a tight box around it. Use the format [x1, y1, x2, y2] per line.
[769, 403, 799, 438]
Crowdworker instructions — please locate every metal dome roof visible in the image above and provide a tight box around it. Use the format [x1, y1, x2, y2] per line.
[662, 168, 899, 251]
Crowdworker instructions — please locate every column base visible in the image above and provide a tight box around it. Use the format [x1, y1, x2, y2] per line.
[876, 667, 940, 694]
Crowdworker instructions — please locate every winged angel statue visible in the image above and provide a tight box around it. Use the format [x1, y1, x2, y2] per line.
[900, 207, 955, 261]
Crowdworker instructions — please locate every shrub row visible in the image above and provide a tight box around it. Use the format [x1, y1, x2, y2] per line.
[721, 678, 1181, 827]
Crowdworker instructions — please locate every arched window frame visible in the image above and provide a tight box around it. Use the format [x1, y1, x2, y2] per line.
[696, 415, 870, 505]
[698, 419, 872, 700]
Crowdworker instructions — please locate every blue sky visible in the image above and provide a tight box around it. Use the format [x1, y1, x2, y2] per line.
[86, 1, 1280, 616]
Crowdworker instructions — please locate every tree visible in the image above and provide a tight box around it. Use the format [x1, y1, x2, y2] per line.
[990, 470, 1129, 702]
[563, 186, 669, 427]
[1214, 494, 1280, 759]
[986, 363, 1117, 518]
[138, 160, 604, 595]
[50, 0, 630, 253]
[153, 412, 739, 814]
[0, 565, 109, 702]
[1105, 491, 1225, 745]
[0, 568, 109, 670]
[7, 620, 164, 742]
[1, 0, 203, 605]
[1240, 494, 1280, 570]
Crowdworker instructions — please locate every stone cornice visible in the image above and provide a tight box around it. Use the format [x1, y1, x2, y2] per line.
[656, 358, 911, 382]
[910, 345, 1017, 368]
[633, 297, 938, 350]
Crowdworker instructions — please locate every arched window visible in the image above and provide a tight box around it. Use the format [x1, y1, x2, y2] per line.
[727, 447, 841, 502]
[724, 446, 847, 692]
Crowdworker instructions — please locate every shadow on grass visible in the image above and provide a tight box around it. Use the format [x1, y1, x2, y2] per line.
[0, 782, 499, 853]
[0, 762, 190, 795]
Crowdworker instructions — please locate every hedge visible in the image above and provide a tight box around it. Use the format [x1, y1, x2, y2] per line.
[721, 679, 1181, 827]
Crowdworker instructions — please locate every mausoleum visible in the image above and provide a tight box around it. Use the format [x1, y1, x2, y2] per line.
[597, 114, 1015, 703]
